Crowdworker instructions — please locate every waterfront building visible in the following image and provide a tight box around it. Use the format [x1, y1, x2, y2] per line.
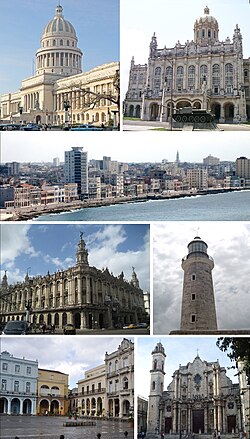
[0, 350, 38, 415]
[147, 342, 243, 438]
[37, 368, 68, 415]
[64, 147, 88, 198]
[236, 157, 250, 179]
[124, 7, 249, 123]
[179, 236, 217, 332]
[186, 168, 208, 190]
[0, 234, 147, 330]
[77, 338, 134, 419]
[0, 4, 119, 126]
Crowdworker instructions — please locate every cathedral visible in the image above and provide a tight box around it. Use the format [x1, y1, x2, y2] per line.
[0, 4, 119, 126]
[0, 233, 147, 330]
[124, 7, 250, 123]
[147, 342, 243, 438]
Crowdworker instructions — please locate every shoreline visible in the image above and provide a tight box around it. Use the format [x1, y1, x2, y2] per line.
[1, 187, 249, 221]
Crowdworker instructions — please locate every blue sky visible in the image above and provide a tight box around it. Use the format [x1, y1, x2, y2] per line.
[1, 224, 150, 291]
[121, 0, 250, 96]
[0, 0, 119, 96]
[136, 337, 240, 399]
[0, 336, 133, 389]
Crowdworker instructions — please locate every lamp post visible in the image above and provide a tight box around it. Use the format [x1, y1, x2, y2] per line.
[18, 105, 23, 127]
[63, 100, 71, 130]
[161, 59, 174, 130]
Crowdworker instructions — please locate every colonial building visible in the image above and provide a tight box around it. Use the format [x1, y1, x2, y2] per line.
[37, 368, 68, 415]
[147, 342, 243, 438]
[0, 4, 119, 126]
[0, 234, 147, 330]
[0, 351, 38, 415]
[124, 7, 250, 123]
[77, 339, 134, 420]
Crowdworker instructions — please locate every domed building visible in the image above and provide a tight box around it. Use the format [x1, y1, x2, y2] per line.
[0, 4, 119, 127]
[124, 6, 250, 124]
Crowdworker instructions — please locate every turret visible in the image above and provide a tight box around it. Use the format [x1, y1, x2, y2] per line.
[150, 33, 158, 57]
[131, 266, 140, 288]
[76, 232, 89, 266]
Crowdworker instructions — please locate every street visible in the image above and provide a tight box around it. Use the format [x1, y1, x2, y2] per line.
[122, 119, 250, 131]
[0, 416, 134, 439]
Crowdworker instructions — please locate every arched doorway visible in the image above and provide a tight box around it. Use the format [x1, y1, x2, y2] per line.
[0, 397, 8, 414]
[54, 313, 59, 326]
[114, 398, 120, 417]
[11, 398, 20, 414]
[86, 398, 90, 415]
[123, 400, 130, 416]
[150, 103, 160, 120]
[51, 400, 59, 415]
[91, 397, 96, 416]
[88, 313, 93, 329]
[62, 312, 67, 326]
[47, 313, 52, 326]
[176, 100, 191, 110]
[128, 105, 134, 117]
[40, 399, 49, 415]
[99, 314, 104, 329]
[97, 397, 103, 415]
[211, 103, 221, 121]
[36, 115, 41, 124]
[108, 400, 113, 417]
[135, 105, 141, 118]
[193, 101, 201, 109]
[224, 103, 234, 122]
[39, 314, 44, 324]
[23, 399, 32, 414]
[74, 312, 81, 329]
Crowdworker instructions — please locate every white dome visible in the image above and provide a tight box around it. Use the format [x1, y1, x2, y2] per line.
[42, 5, 76, 38]
[195, 6, 218, 26]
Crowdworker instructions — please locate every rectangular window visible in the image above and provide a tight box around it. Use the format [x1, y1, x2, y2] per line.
[15, 365, 20, 373]
[14, 381, 19, 392]
[92, 384, 95, 392]
[191, 315, 196, 323]
[27, 366, 31, 374]
[1, 379, 7, 391]
[192, 293, 196, 300]
[191, 274, 196, 281]
[2, 363, 8, 371]
[26, 382, 31, 393]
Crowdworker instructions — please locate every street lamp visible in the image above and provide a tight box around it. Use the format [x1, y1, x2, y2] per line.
[18, 105, 23, 127]
[161, 59, 174, 130]
[63, 100, 71, 130]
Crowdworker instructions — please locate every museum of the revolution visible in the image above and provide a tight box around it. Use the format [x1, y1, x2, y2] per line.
[125, 7, 250, 123]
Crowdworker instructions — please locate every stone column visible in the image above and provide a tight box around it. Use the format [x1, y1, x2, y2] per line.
[81, 312, 86, 329]
[214, 404, 217, 431]
[204, 404, 208, 433]
[7, 398, 11, 414]
[20, 399, 23, 414]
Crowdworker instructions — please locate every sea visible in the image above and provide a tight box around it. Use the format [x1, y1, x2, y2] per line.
[34, 190, 250, 222]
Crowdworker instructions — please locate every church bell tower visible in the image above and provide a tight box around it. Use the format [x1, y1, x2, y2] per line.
[147, 342, 166, 436]
[76, 232, 89, 266]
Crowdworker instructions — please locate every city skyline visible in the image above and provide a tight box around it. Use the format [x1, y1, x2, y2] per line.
[1, 131, 250, 163]
[0, 0, 119, 96]
[153, 222, 250, 334]
[0, 336, 132, 389]
[1, 224, 150, 291]
[121, 0, 250, 97]
[136, 337, 239, 401]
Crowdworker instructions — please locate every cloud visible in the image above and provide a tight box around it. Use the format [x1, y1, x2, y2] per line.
[153, 222, 250, 333]
[1, 224, 38, 266]
[43, 254, 74, 270]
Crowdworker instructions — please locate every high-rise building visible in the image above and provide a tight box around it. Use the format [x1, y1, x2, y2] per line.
[180, 236, 217, 332]
[53, 157, 60, 167]
[186, 168, 208, 190]
[236, 156, 250, 179]
[64, 147, 88, 198]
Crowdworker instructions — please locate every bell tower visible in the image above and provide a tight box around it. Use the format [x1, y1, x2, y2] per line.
[180, 236, 217, 332]
[76, 232, 89, 266]
[147, 342, 166, 436]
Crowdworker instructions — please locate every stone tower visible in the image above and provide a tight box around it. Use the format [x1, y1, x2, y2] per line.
[147, 342, 166, 436]
[76, 232, 89, 266]
[180, 236, 217, 331]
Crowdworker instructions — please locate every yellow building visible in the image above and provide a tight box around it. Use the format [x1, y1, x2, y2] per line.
[37, 368, 69, 415]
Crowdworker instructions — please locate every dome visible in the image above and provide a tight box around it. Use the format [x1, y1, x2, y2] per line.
[195, 6, 218, 26]
[42, 4, 76, 38]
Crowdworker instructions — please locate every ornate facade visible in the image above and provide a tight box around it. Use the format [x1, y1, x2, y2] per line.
[37, 368, 69, 416]
[147, 343, 243, 438]
[0, 5, 119, 126]
[0, 234, 147, 330]
[125, 7, 250, 123]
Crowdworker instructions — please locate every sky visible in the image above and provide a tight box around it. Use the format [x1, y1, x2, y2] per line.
[0, 223, 150, 291]
[0, 336, 133, 389]
[0, 0, 119, 96]
[121, 0, 250, 96]
[136, 337, 240, 399]
[153, 222, 250, 334]
[1, 131, 250, 163]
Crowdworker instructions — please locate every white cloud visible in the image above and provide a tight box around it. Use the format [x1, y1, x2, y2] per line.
[43, 254, 74, 270]
[1, 224, 38, 265]
[153, 222, 250, 333]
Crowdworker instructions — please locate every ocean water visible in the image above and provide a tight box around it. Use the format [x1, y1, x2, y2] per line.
[35, 190, 250, 222]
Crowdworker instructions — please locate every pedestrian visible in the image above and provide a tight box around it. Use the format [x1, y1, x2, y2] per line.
[218, 431, 221, 439]
[97, 434, 101, 439]
[124, 432, 128, 437]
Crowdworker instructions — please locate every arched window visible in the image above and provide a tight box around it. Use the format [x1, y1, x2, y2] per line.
[165, 66, 173, 90]
[154, 67, 161, 91]
[212, 64, 220, 93]
[200, 65, 208, 85]
[60, 39, 63, 46]
[53, 39, 56, 46]
[225, 63, 233, 93]
[188, 65, 195, 89]
[176, 66, 184, 90]
[155, 67, 161, 76]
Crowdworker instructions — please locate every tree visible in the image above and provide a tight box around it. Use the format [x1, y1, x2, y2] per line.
[216, 337, 250, 382]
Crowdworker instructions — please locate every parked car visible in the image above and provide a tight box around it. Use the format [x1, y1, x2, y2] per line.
[137, 322, 148, 328]
[70, 124, 104, 131]
[122, 324, 138, 329]
[63, 323, 76, 335]
[2, 320, 31, 335]
[23, 123, 41, 131]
